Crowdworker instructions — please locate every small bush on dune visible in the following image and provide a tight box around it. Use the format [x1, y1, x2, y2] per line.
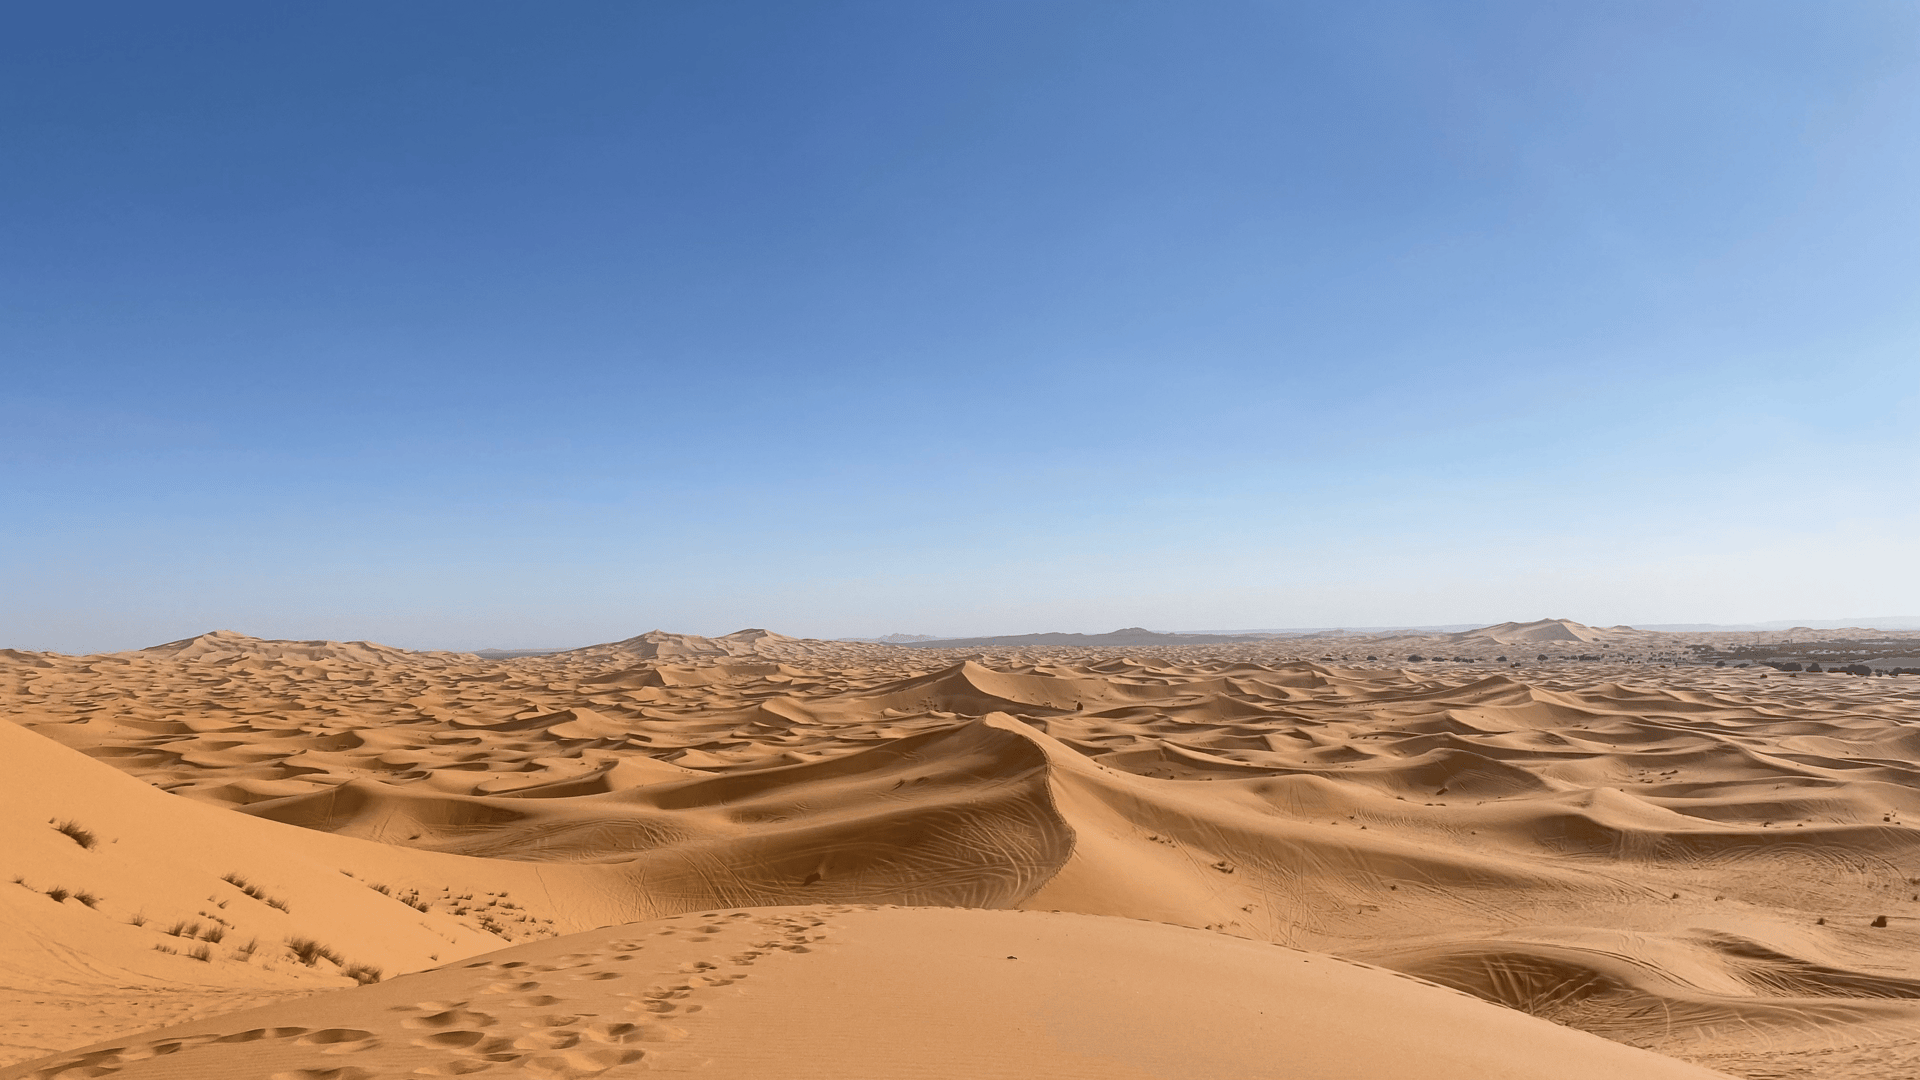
[288, 937, 343, 967]
[188, 944, 211, 962]
[222, 873, 291, 911]
[344, 962, 383, 985]
[53, 820, 96, 850]
[74, 890, 100, 908]
[201, 925, 225, 943]
[46, 887, 71, 903]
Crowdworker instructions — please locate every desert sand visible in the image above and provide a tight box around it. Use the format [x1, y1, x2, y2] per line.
[5, 620, 1920, 1078]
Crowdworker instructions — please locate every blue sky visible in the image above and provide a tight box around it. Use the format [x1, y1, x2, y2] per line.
[4, 1, 1917, 652]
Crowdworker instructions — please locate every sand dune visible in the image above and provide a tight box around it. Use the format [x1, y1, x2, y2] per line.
[1, 906, 1727, 1080]
[6, 627, 1920, 1077]
[1444, 618, 1636, 645]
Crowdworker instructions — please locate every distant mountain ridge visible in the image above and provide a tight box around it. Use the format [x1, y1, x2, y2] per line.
[38, 615, 1920, 662]
[897, 627, 1277, 648]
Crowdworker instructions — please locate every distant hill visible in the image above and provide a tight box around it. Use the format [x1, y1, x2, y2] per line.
[560, 628, 804, 661]
[1442, 619, 1642, 646]
[900, 627, 1274, 648]
[130, 630, 471, 666]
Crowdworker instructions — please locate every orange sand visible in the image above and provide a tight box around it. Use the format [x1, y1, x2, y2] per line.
[6, 621, 1920, 1078]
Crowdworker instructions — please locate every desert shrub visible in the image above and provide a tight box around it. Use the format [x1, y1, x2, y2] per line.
[344, 962, 383, 985]
[234, 938, 258, 958]
[201, 925, 225, 944]
[46, 887, 70, 903]
[53, 820, 96, 849]
[127, 912, 147, 927]
[188, 944, 211, 962]
[74, 890, 100, 908]
[221, 873, 290, 911]
[221, 873, 262, 897]
[288, 937, 343, 967]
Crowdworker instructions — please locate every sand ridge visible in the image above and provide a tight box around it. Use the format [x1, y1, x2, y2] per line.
[6, 627, 1920, 1077]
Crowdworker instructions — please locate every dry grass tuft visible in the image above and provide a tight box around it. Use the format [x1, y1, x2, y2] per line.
[222, 873, 292, 912]
[288, 936, 343, 967]
[52, 820, 96, 850]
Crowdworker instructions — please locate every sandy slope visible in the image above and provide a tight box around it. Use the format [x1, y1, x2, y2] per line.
[0, 906, 1726, 1080]
[5, 627, 1920, 1077]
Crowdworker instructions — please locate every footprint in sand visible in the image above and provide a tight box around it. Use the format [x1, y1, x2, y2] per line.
[402, 1009, 496, 1031]
[409, 1062, 494, 1076]
[214, 1027, 311, 1043]
[294, 1029, 380, 1054]
[519, 1049, 645, 1079]
[411, 1030, 491, 1050]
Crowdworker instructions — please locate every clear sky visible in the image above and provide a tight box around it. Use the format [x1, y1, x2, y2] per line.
[4, 1, 1917, 653]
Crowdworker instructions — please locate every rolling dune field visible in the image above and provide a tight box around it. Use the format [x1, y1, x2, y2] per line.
[6, 623, 1920, 1078]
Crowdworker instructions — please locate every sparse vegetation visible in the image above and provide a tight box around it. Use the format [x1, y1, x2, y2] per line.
[165, 919, 202, 938]
[222, 873, 291, 912]
[52, 820, 96, 850]
[127, 912, 148, 927]
[188, 944, 211, 962]
[201, 924, 225, 943]
[344, 962, 383, 985]
[288, 936, 344, 967]
[234, 938, 258, 958]
[74, 890, 100, 908]
[46, 886, 71, 903]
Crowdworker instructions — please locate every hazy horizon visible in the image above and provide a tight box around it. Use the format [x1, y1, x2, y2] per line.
[6, 2, 1917, 655]
[17, 613, 1920, 657]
